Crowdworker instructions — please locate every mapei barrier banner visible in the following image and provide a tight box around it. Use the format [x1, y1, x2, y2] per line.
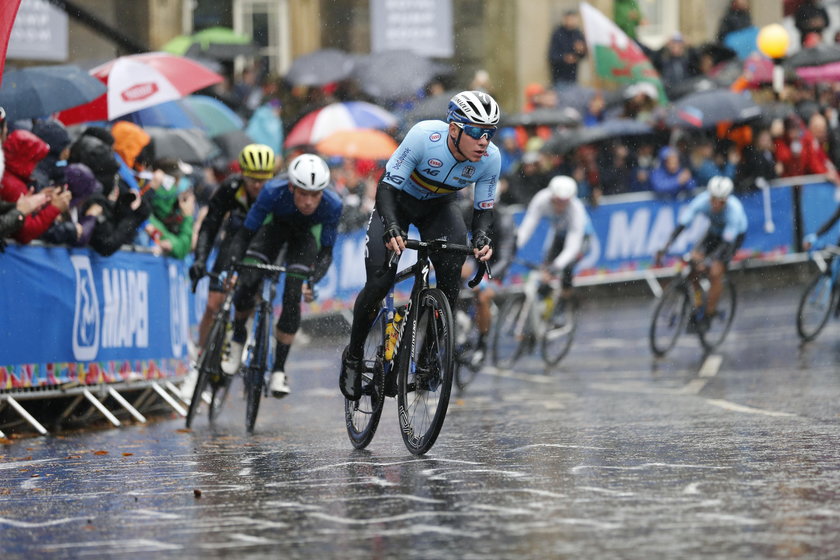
[0, 245, 190, 390]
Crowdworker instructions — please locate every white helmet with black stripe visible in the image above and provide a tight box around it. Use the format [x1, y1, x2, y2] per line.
[288, 153, 331, 192]
[447, 90, 501, 126]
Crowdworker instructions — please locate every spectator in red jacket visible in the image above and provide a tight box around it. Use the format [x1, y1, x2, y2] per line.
[0, 129, 70, 243]
[773, 115, 839, 183]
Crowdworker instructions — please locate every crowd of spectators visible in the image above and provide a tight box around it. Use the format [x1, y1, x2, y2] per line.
[2, 1, 840, 257]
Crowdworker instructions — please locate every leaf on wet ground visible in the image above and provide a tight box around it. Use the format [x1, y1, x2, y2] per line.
[193, 489, 202, 498]
[176, 428, 192, 433]
[93, 450, 109, 455]
[0, 438, 12, 445]
[122, 452, 134, 457]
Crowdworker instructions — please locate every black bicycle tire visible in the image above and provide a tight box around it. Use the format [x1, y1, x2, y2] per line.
[649, 280, 690, 357]
[699, 277, 737, 351]
[796, 272, 838, 342]
[185, 316, 225, 428]
[208, 375, 232, 423]
[540, 298, 576, 366]
[454, 342, 482, 390]
[244, 304, 270, 433]
[492, 294, 529, 369]
[397, 288, 455, 455]
[345, 310, 387, 449]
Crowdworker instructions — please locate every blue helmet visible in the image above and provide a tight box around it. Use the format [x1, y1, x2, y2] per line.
[447, 90, 501, 126]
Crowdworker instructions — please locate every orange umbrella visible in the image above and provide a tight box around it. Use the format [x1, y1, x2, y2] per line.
[315, 128, 398, 160]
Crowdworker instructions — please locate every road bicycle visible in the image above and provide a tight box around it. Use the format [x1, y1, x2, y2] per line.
[344, 238, 487, 455]
[649, 254, 737, 357]
[452, 284, 496, 391]
[796, 245, 840, 342]
[491, 261, 577, 370]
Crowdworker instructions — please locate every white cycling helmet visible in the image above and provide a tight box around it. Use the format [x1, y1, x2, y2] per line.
[447, 90, 501, 126]
[548, 175, 577, 200]
[707, 175, 734, 199]
[288, 154, 330, 192]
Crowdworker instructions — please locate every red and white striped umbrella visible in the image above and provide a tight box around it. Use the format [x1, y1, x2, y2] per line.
[284, 101, 398, 149]
[57, 52, 223, 125]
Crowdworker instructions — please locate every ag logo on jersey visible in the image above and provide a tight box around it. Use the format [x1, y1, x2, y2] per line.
[429, 132, 441, 142]
[71, 255, 100, 361]
[427, 158, 443, 168]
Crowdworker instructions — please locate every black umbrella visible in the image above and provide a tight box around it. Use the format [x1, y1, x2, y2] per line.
[146, 127, 221, 164]
[212, 129, 255, 161]
[185, 42, 259, 61]
[784, 44, 840, 68]
[543, 119, 653, 154]
[401, 90, 458, 124]
[665, 89, 762, 128]
[352, 50, 448, 100]
[285, 49, 355, 86]
[697, 42, 738, 65]
[501, 107, 582, 127]
[665, 76, 718, 102]
[0, 65, 106, 120]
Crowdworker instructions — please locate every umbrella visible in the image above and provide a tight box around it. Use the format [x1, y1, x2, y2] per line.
[285, 101, 398, 148]
[664, 77, 718, 102]
[119, 99, 202, 129]
[284, 48, 355, 86]
[56, 52, 223, 125]
[0, 65, 106, 120]
[352, 50, 444, 100]
[181, 95, 244, 136]
[722, 26, 759, 59]
[697, 42, 738, 65]
[315, 129, 398, 160]
[784, 44, 840, 69]
[212, 129, 255, 161]
[402, 90, 459, 124]
[543, 119, 653, 154]
[162, 27, 258, 60]
[146, 126, 221, 164]
[665, 89, 762, 128]
[501, 107, 582, 127]
[795, 61, 840, 84]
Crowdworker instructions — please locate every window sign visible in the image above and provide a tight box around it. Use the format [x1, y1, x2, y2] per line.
[7, 0, 68, 61]
[371, 0, 453, 58]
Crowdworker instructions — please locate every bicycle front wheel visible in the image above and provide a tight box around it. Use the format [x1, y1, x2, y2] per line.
[397, 288, 454, 455]
[699, 277, 737, 352]
[492, 294, 530, 369]
[345, 309, 386, 449]
[541, 297, 576, 366]
[244, 305, 271, 433]
[797, 272, 837, 342]
[649, 280, 689, 357]
[208, 375, 232, 423]
[186, 315, 226, 428]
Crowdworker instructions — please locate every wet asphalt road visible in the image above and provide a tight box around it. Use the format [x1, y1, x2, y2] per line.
[3, 277, 840, 559]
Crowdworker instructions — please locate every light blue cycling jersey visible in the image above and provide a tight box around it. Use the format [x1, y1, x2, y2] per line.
[381, 120, 501, 210]
[678, 191, 748, 242]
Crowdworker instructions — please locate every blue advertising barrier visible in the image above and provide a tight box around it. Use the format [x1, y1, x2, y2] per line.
[0, 245, 190, 390]
[800, 181, 840, 243]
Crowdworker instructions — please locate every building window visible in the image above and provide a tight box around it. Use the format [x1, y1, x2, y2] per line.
[233, 0, 289, 75]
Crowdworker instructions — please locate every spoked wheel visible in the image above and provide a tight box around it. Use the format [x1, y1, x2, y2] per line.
[541, 297, 576, 366]
[244, 305, 270, 433]
[699, 277, 737, 351]
[397, 288, 454, 455]
[649, 281, 690, 357]
[492, 294, 530, 369]
[345, 311, 386, 449]
[797, 272, 838, 342]
[186, 318, 226, 428]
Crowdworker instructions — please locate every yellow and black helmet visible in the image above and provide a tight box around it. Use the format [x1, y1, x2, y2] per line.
[238, 144, 275, 180]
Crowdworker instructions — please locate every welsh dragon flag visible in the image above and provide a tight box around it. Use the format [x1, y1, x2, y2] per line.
[579, 1, 667, 102]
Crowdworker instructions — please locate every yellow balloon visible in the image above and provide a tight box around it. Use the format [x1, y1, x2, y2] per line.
[757, 23, 790, 59]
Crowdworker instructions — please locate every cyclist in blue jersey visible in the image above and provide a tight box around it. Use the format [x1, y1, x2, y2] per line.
[224, 153, 342, 398]
[656, 176, 748, 331]
[339, 90, 502, 401]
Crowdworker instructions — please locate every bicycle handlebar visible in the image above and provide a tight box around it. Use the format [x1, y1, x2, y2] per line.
[381, 238, 491, 287]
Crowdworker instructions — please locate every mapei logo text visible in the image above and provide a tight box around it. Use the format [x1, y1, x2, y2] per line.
[71, 256, 100, 361]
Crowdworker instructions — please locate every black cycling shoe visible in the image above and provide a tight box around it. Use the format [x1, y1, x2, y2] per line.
[339, 345, 363, 401]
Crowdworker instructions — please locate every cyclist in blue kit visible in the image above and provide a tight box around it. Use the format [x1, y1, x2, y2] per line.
[224, 153, 342, 398]
[656, 176, 748, 331]
[339, 90, 502, 401]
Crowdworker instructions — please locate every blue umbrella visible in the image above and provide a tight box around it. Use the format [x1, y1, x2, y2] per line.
[0, 65, 107, 120]
[723, 26, 759, 60]
[118, 95, 243, 137]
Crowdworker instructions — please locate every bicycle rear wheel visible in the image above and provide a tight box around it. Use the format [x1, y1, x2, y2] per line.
[244, 304, 271, 433]
[186, 315, 226, 428]
[541, 297, 576, 366]
[699, 277, 737, 351]
[397, 288, 454, 455]
[796, 272, 837, 342]
[492, 294, 530, 369]
[345, 310, 386, 449]
[208, 375, 232, 423]
[649, 280, 689, 357]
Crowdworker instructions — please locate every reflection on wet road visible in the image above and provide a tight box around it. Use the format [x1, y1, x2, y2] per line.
[3, 281, 840, 559]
